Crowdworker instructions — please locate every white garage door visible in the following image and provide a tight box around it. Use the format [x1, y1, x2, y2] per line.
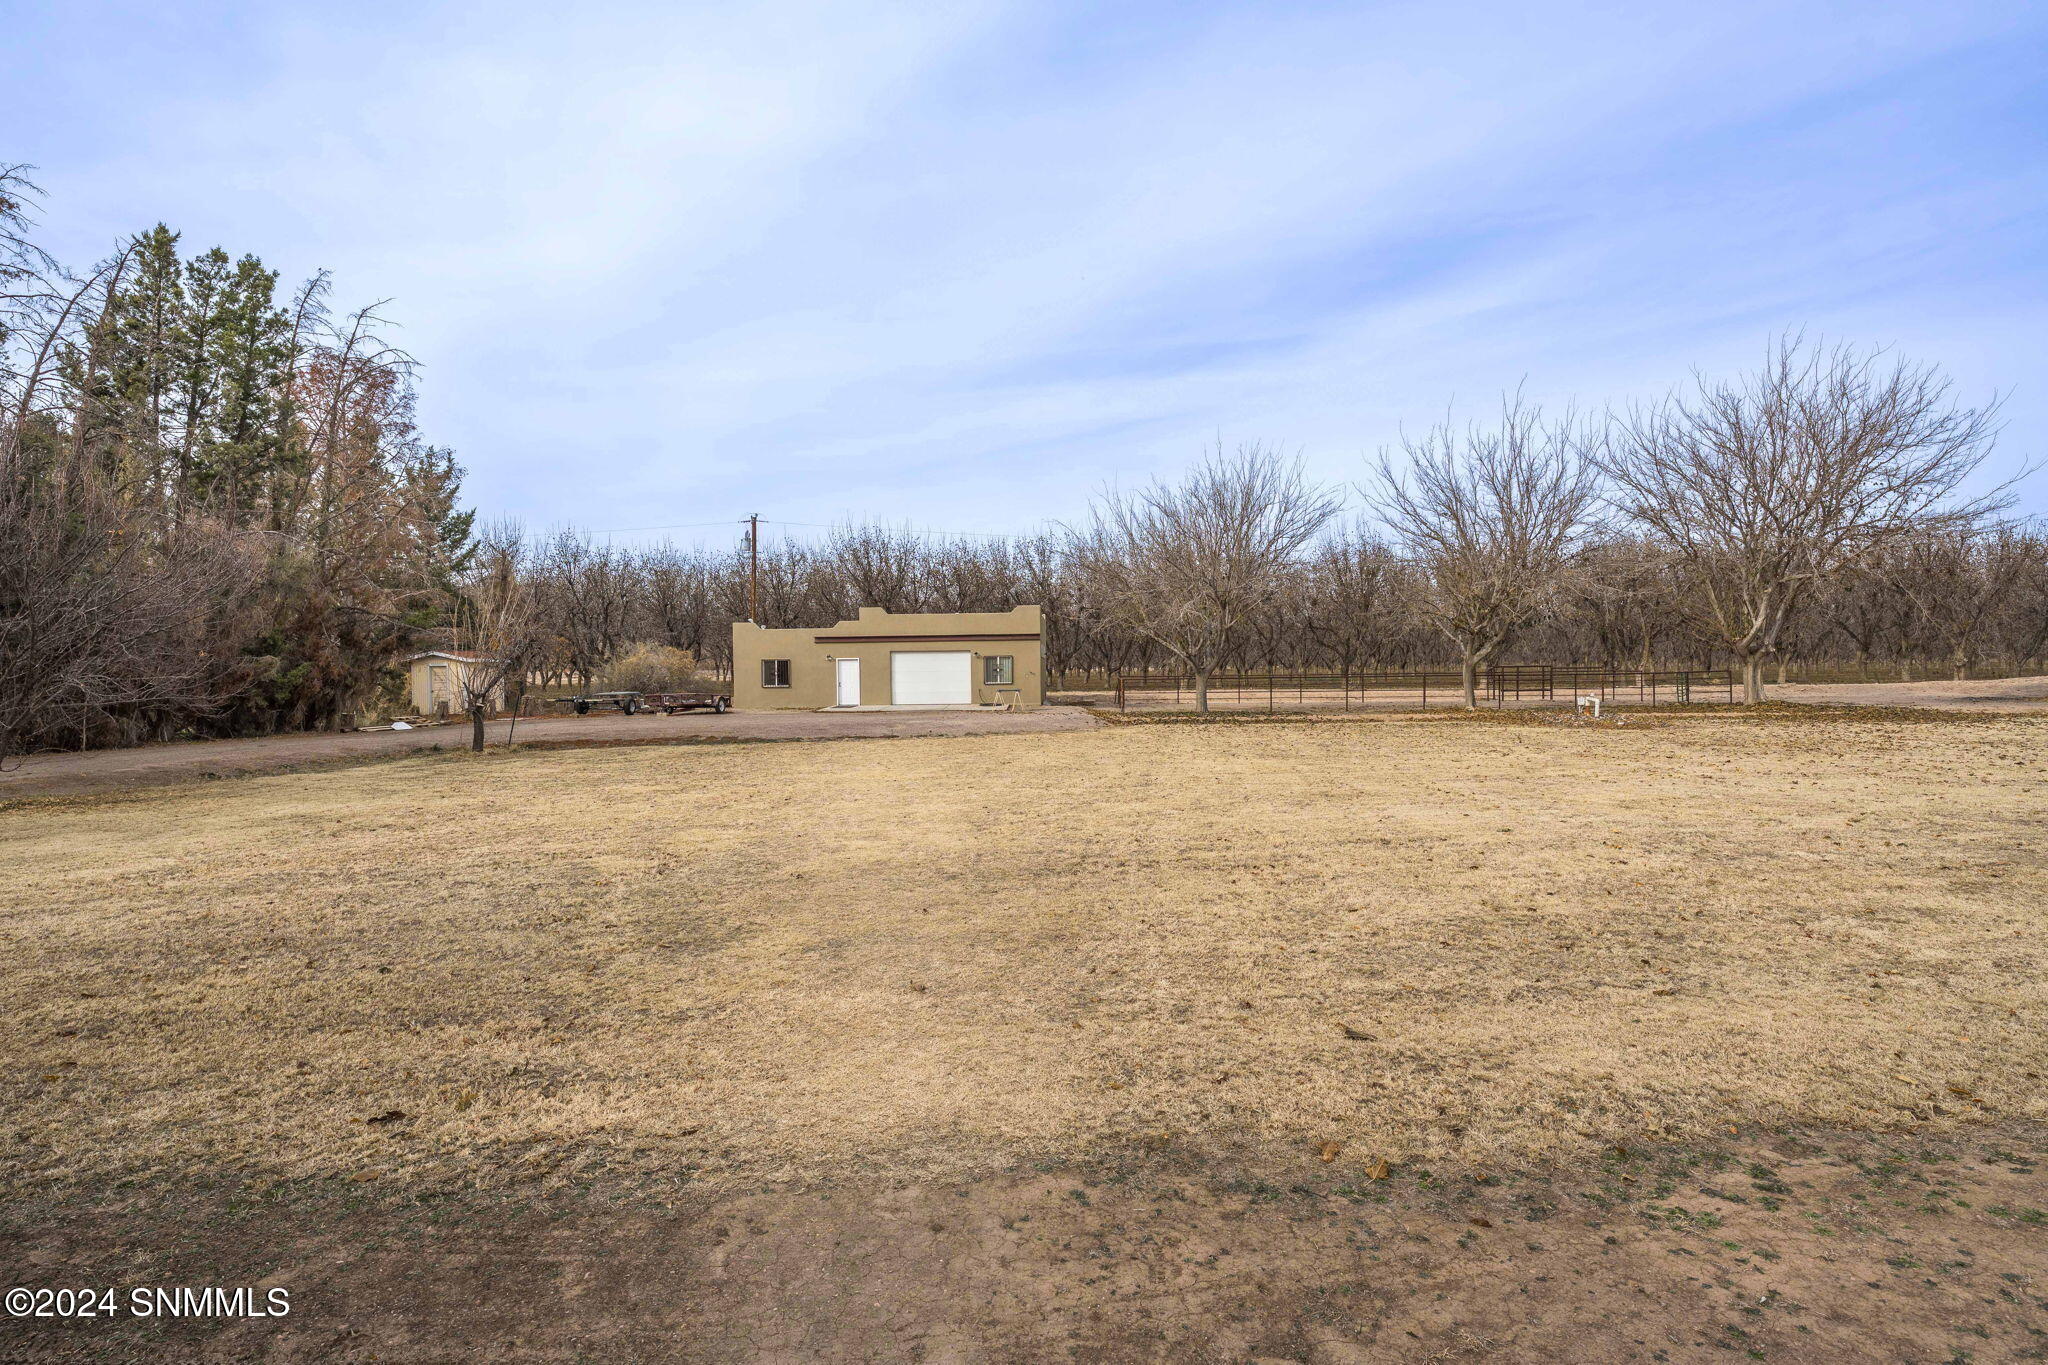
[890, 651, 973, 705]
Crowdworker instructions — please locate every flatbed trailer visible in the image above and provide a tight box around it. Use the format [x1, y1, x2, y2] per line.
[548, 690, 732, 716]
[642, 691, 731, 714]
[551, 691, 645, 715]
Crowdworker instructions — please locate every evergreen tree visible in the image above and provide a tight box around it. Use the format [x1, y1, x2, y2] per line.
[106, 223, 182, 497]
[172, 244, 232, 499]
[202, 253, 286, 513]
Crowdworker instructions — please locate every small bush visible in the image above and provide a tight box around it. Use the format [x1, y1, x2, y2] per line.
[602, 643, 702, 695]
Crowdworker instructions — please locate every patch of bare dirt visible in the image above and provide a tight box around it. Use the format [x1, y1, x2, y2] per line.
[4, 1126, 2046, 1362]
[1772, 674, 2048, 712]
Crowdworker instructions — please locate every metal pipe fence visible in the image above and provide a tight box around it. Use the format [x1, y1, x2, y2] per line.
[1107, 666, 1735, 712]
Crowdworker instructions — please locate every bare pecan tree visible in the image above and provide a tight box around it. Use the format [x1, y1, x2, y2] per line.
[448, 521, 545, 752]
[1598, 336, 2007, 703]
[1887, 524, 2045, 681]
[1364, 396, 1601, 707]
[532, 530, 636, 689]
[1071, 445, 1340, 712]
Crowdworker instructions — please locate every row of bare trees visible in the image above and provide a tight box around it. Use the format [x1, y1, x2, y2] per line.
[509, 339, 2034, 712]
[517, 511, 2048, 709]
[506, 507, 2047, 713]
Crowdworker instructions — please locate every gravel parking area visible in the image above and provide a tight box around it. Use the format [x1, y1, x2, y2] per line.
[0, 707, 1100, 801]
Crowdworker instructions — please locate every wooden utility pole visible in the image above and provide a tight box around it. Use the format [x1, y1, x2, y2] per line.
[746, 514, 761, 622]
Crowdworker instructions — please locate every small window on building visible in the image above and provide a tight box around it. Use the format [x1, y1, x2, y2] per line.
[983, 655, 1015, 686]
[761, 659, 791, 688]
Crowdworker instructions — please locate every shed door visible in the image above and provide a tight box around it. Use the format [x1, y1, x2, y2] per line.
[890, 651, 972, 705]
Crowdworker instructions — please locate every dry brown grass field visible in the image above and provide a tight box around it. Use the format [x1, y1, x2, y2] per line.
[8, 712, 2048, 1194]
[5, 711, 2048, 1360]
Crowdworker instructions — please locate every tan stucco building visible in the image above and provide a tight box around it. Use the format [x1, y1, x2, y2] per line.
[731, 606, 1043, 710]
[402, 651, 505, 717]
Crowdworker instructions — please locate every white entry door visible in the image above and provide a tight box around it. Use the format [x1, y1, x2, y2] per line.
[890, 651, 972, 705]
[835, 657, 861, 707]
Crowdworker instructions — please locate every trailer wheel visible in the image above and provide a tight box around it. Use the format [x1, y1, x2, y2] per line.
[713, 697, 728, 713]
[574, 700, 590, 715]
[621, 698, 638, 715]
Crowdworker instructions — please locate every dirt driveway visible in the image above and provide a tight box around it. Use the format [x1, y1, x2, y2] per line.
[0, 706, 1099, 802]
[1770, 673, 2048, 711]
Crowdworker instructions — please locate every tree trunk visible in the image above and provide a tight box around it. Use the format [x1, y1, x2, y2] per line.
[1193, 670, 1210, 714]
[1460, 655, 1478, 710]
[469, 705, 487, 753]
[1742, 652, 1766, 704]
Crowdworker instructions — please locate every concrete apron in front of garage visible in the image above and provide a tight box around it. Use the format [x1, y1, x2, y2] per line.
[820, 703, 1020, 712]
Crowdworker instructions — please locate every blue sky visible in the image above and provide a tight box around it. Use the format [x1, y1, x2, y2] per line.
[6, 0, 2045, 547]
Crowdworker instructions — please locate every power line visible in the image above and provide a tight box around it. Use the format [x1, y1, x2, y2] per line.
[592, 519, 748, 534]
[594, 516, 1039, 540]
[766, 520, 1027, 540]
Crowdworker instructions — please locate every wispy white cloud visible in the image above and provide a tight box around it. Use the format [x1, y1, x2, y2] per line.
[8, 0, 2043, 538]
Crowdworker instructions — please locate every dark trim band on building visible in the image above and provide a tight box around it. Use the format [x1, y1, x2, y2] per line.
[810, 632, 1043, 644]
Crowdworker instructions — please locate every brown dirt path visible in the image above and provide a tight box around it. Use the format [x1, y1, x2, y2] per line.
[0, 707, 1098, 802]
[1771, 674, 2048, 712]
[4, 1126, 2046, 1362]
